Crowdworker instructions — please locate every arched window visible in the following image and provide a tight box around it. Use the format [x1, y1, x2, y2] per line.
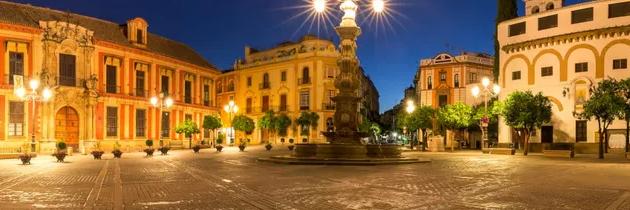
[301, 67, 310, 84]
[227, 79, 234, 92]
[263, 73, 270, 83]
[546, 3, 554, 11]
[427, 76, 433, 89]
[532, 6, 540, 14]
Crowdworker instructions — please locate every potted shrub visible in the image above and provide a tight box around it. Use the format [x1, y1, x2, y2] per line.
[112, 141, 123, 158]
[52, 141, 68, 162]
[259, 111, 278, 145]
[265, 142, 273, 151]
[144, 139, 155, 157]
[203, 115, 222, 147]
[18, 143, 32, 165]
[215, 134, 224, 152]
[159, 145, 170, 155]
[238, 140, 247, 152]
[192, 144, 201, 153]
[296, 112, 319, 144]
[91, 142, 104, 160]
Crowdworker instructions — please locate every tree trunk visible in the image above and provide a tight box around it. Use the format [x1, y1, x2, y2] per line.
[523, 132, 530, 156]
[421, 129, 427, 151]
[626, 120, 629, 154]
[605, 129, 610, 153]
[598, 121, 604, 159]
[450, 130, 455, 152]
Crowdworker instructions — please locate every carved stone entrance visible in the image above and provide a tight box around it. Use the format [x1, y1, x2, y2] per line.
[55, 106, 79, 151]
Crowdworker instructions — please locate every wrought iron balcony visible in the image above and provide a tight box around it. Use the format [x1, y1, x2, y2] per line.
[259, 82, 271, 90]
[298, 77, 311, 85]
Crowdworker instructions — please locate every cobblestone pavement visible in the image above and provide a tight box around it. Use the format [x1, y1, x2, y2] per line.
[0, 146, 629, 210]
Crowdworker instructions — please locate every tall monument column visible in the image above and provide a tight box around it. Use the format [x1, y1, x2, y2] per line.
[330, 0, 363, 144]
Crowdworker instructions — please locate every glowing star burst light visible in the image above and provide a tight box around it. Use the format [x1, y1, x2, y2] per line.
[373, 0, 385, 13]
[313, 0, 326, 13]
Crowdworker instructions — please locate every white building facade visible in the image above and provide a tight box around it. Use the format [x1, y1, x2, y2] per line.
[498, 0, 630, 152]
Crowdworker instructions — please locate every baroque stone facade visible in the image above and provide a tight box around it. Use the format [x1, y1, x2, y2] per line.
[0, 2, 221, 154]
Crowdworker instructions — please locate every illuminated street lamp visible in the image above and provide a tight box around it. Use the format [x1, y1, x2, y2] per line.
[15, 77, 53, 153]
[223, 100, 239, 144]
[151, 93, 174, 147]
[471, 77, 500, 148]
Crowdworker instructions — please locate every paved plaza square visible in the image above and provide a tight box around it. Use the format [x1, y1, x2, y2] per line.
[0, 146, 629, 209]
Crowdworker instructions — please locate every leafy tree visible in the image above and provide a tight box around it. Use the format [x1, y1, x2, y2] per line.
[617, 79, 630, 155]
[437, 103, 474, 152]
[576, 79, 624, 159]
[502, 91, 552, 156]
[410, 106, 436, 151]
[296, 112, 320, 138]
[232, 115, 255, 144]
[202, 115, 222, 145]
[275, 114, 292, 137]
[175, 120, 201, 149]
[359, 117, 382, 143]
[494, 0, 518, 79]
[258, 111, 277, 143]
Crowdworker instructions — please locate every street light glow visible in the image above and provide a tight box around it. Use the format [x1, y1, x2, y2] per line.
[15, 87, 26, 98]
[405, 100, 415, 113]
[29, 79, 39, 90]
[372, 0, 385, 13]
[150, 96, 159, 106]
[472, 86, 480, 97]
[42, 88, 52, 101]
[482, 77, 490, 88]
[165, 97, 174, 107]
[313, 0, 326, 13]
[493, 84, 501, 95]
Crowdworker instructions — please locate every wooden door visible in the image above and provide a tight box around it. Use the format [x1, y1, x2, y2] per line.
[56, 106, 79, 150]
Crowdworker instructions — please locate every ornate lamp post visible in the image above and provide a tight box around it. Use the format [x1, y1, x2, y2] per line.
[471, 77, 500, 149]
[150, 93, 174, 147]
[15, 78, 53, 153]
[405, 100, 416, 149]
[223, 100, 238, 145]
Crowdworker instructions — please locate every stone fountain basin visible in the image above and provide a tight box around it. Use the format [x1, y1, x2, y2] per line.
[258, 143, 430, 165]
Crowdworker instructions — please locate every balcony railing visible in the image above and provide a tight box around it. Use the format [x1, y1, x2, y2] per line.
[245, 106, 292, 114]
[323, 102, 336, 110]
[131, 88, 146, 97]
[259, 82, 271, 90]
[184, 96, 192, 104]
[300, 105, 310, 111]
[278, 105, 288, 112]
[298, 77, 311, 85]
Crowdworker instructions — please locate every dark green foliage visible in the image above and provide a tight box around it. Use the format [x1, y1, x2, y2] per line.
[502, 91, 552, 155]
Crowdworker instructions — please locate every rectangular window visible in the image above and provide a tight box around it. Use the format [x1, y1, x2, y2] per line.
[185, 114, 192, 121]
[136, 109, 146, 137]
[327, 67, 335, 79]
[300, 90, 310, 110]
[246, 98, 253, 114]
[508, 22, 526, 37]
[161, 112, 170, 138]
[281, 71, 287, 82]
[136, 71, 145, 97]
[454, 74, 460, 88]
[439, 72, 446, 82]
[512, 71, 521, 80]
[427, 76, 432, 90]
[572, 7, 593, 24]
[161, 76, 170, 95]
[184, 80, 192, 104]
[136, 29, 144, 44]
[59, 54, 76, 86]
[262, 95, 270, 112]
[247, 77, 252, 87]
[613, 59, 628, 70]
[609, 2, 630, 18]
[280, 94, 287, 111]
[8, 102, 24, 136]
[576, 120, 587, 142]
[538, 14, 558, 30]
[203, 84, 210, 106]
[469, 73, 478, 83]
[106, 107, 118, 137]
[438, 95, 448, 107]
[9, 52, 24, 85]
[575, 62, 588, 73]
[541, 66, 553, 77]
[106, 65, 117, 93]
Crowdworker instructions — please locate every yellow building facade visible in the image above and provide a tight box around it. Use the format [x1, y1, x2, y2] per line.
[0, 2, 221, 154]
[218, 35, 379, 145]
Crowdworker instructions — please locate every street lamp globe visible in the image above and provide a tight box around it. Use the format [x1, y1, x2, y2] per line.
[481, 77, 490, 88]
[405, 100, 415, 114]
[471, 86, 480, 97]
[15, 87, 26, 98]
[372, 0, 385, 13]
[233, 105, 239, 113]
[42, 88, 53, 101]
[164, 97, 174, 107]
[493, 84, 501, 95]
[150, 96, 159, 106]
[313, 0, 326, 13]
[29, 79, 39, 90]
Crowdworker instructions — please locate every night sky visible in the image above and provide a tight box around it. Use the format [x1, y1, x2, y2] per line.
[12, 0, 585, 113]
